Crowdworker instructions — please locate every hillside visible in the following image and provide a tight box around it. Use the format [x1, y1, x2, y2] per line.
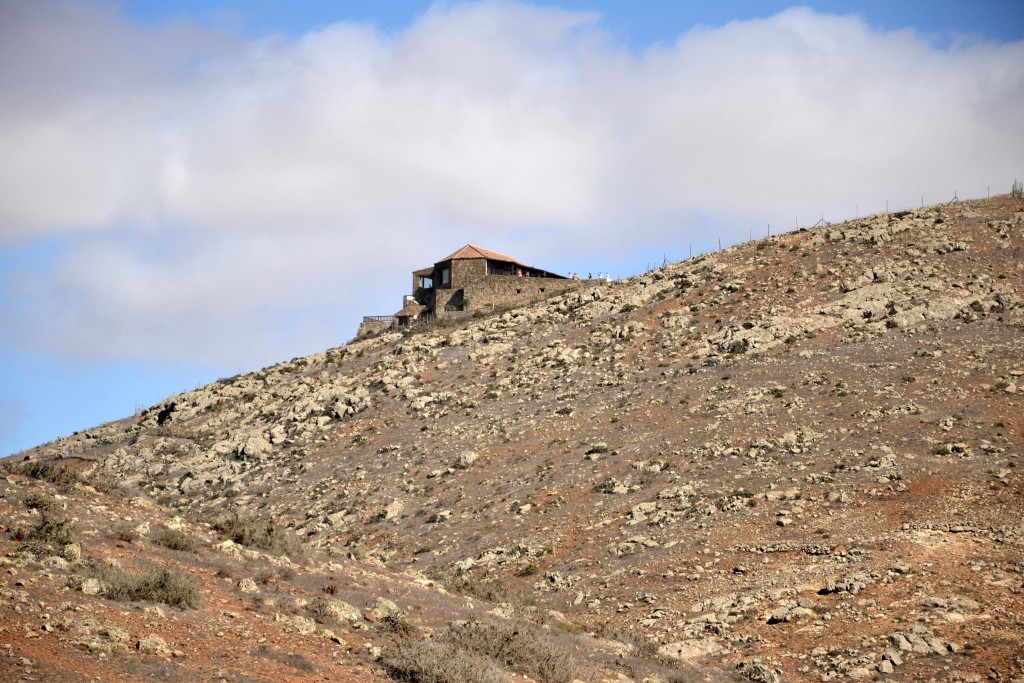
[3, 194, 1022, 683]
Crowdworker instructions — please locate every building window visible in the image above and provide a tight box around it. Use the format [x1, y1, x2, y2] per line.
[419, 275, 433, 289]
[486, 260, 513, 276]
[441, 268, 450, 285]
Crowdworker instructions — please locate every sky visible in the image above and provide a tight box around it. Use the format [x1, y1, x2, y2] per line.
[1, 0, 1022, 457]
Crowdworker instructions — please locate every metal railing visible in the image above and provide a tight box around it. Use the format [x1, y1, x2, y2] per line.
[362, 315, 393, 324]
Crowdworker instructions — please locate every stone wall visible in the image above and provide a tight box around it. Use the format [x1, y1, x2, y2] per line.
[406, 256, 600, 320]
[357, 319, 391, 337]
[457, 273, 581, 314]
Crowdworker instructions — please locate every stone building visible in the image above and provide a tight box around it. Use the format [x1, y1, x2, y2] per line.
[360, 244, 591, 335]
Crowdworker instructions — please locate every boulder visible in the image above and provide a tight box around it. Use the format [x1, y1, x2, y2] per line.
[137, 634, 170, 654]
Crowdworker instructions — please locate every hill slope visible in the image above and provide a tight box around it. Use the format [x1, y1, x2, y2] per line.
[4, 194, 1023, 682]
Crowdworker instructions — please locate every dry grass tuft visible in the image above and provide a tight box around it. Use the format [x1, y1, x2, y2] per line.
[152, 527, 196, 552]
[91, 563, 200, 609]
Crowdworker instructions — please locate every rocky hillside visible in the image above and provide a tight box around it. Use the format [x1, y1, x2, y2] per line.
[3, 194, 1023, 683]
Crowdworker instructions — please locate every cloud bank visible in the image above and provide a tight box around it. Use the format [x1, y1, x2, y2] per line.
[2, 0, 1022, 367]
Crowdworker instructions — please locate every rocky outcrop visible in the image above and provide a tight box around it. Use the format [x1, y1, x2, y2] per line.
[11, 194, 1023, 683]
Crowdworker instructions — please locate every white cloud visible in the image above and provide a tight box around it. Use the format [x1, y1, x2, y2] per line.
[1, 1, 1022, 365]
[0, 0, 233, 237]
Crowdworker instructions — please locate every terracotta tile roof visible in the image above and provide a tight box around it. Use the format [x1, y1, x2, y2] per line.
[435, 244, 566, 279]
[439, 244, 526, 266]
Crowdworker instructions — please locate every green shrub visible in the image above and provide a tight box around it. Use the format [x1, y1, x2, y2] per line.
[18, 516, 74, 556]
[592, 477, 623, 494]
[153, 528, 196, 552]
[516, 563, 540, 577]
[726, 340, 748, 355]
[92, 564, 200, 609]
[14, 462, 81, 490]
[24, 493, 59, 512]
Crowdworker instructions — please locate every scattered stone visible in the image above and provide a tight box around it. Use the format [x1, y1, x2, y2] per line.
[453, 451, 479, 469]
[136, 634, 170, 654]
[659, 639, 722, 659]
[735, 659, 782, 683]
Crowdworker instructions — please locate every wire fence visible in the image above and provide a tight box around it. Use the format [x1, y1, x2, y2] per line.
[626, 187, 1001, 279]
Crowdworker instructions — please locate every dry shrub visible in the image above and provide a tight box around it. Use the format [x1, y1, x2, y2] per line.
[445, 620, 583, 683]
[213, 512, 302, 559]
[152, 527, 195, 552]
[381, 619, 586, 683]
[7, 461, 126, 496]
[92, 563, 200, 609]
[444, 574, 507, 603]
[380, 640, 509, 683]
[84, 473, 128, 496]
[250, 645, 317, 673]
[306, 595, 364, 628]
[381, 612, 417, 637]
[307, 595, 340, 624]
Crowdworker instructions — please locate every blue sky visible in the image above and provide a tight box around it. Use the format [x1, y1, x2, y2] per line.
[1, 0, 1023, 456]
[119, 1, 1024, 45]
